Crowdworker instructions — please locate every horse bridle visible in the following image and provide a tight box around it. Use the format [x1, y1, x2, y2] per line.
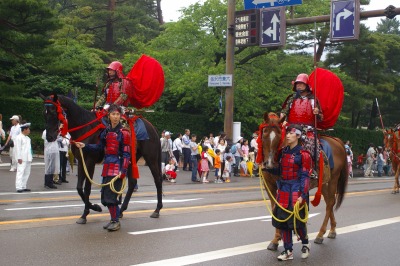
[386, 131, 400, 163]
[44, 98, 69, 137]
[44, 96, 107, 142]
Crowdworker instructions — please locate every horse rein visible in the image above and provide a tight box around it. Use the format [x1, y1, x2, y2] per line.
[44, 98, 107, 142]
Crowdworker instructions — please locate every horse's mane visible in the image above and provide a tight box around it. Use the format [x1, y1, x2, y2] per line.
[263, 112, 280, 124]
[57, 95, 95, 123]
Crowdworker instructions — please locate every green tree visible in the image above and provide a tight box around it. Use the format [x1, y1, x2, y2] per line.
[0, 0, 60, 81]
[50, 0, 161, 57]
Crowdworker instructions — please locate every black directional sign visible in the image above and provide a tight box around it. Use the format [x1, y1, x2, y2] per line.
[260, 7, 286, 48]
[234, 9, 260, 47]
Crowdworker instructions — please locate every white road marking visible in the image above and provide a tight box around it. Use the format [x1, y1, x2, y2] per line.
[0, 162, 44, 167]
[131, 216, 400, 266]
[0, 190, 78, 196]
[4, 198, 203, 211]
[260, 213, 319, 222]
[128, 213, 320, 235]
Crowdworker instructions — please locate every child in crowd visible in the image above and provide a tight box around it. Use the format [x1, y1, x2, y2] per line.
[248, 147, 256, 177]
[223, 155, 233, 183]
[357, 153, 365, 169]
[241, 139, 249, 158]
[347, 150, 353, 178]
[213, 149, 222, 183]
[200, 146, 210, 183]
[165, 157, 177, 183]
[222, 146, 234, 182]
[240, 157, 249, 177]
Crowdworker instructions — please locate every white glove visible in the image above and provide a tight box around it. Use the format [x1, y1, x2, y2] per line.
[103, 104, 110, 110]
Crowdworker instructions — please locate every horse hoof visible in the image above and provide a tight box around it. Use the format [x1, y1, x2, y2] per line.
[92, 204, 102, 212]
[119, 212, 124, 219]
[150, 212, 160, 218]
[328, 232, 337, 239]
[314, 237, 324, 244]
[76, 218, 87, 224]
[267, 242, 279, 251]
[391, 191, 397, 194]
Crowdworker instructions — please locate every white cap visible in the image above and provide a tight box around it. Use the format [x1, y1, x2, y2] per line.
[10, 115, 19, 121]
[20, 122, 31, 129]
[235, 136, 243, 143]
[165, 131, 172, 136]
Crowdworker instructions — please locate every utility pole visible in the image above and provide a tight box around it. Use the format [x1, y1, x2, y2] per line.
[224, 0, 235, 142]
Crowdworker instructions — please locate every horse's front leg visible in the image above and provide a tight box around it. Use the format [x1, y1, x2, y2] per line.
[151, 179, 163, 218]
[268, 228, 281, 251]
[120, 168, 136, 218]
[314, 185, 332, 244]
[76, 164, 102, 224]
[75, 170, 90, 224]
[392, 165, 400, 194]
[267, 201, 281, 251]
[327, 209, 338, 239]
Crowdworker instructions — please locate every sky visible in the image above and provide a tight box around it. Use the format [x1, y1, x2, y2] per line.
[161, 0, 396, 30]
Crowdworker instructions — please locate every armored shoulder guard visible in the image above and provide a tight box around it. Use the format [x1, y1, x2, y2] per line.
[120, 128, 131, 145]
[300, 150, 312, 172]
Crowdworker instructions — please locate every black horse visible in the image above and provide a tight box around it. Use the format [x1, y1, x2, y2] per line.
[42, 94, 163, 224]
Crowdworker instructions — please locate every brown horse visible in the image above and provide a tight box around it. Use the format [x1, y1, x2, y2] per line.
[259, 112, 348, 249]
[384, 129, 400, 194]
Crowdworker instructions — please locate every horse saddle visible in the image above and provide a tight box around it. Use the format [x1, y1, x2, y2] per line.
[310, 139, 333, 189]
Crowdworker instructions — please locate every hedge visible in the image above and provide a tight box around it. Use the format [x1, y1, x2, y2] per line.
[0, 97, 384, 155]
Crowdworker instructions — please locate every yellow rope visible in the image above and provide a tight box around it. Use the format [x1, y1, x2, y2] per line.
[78, 147, 127, 195]
[258, 167, 308, 237]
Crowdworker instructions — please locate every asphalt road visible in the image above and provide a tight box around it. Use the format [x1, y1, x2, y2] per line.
[0, 157, 399, 266]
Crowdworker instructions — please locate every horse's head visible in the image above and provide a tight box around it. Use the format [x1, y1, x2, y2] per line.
[261, 112, 284, 169]
[42, 94, 61, 142]
[384, 129, 394, 151]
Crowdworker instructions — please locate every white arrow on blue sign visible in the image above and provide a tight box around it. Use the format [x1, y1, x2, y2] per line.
[244, 0, 302, 10]
[260, 7, 286, 47]
[330, 0, 360, 41]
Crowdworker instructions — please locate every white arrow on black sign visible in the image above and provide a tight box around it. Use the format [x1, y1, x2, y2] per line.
[263, 13, 280, 41]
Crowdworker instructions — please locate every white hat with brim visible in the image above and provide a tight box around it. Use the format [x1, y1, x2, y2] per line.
[20, 122, 31, 129]
[165, 131, 172, 136]
[10, 115, 19, 121]
[235, 136, 243, 143]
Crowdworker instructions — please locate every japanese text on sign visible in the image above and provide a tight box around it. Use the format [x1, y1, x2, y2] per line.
[208, 75, 233, 87]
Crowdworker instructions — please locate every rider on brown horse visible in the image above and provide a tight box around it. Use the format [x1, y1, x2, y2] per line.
[280, 73, 323, 176]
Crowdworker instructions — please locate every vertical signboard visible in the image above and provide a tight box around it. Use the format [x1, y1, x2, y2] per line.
[235, 9, 260, 47]
[330, 0, 360, 41]
[260, 7, 286, 48]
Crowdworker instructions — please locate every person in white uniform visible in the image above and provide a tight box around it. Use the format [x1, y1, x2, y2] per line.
[2, 115, 21, 171]
[14, 122, 32, 192]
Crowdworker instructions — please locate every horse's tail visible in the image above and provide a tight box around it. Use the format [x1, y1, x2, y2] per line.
[334, 138, 348, 211]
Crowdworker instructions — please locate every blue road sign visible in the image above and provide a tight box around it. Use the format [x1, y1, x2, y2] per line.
[244, 0, 302, 10]
[330, 0, 360, 41]
[260, 7, 286, 47]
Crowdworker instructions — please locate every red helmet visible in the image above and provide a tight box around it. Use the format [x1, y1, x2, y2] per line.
[292, 73, 310, 91]
[107, 61, 124, 78]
